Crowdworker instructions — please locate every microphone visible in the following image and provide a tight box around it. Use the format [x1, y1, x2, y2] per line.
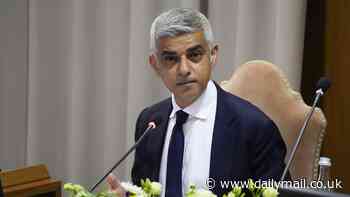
[316, 77, 331, 95]
[280, 78, 331, 181]
[89, 115, 162, 192]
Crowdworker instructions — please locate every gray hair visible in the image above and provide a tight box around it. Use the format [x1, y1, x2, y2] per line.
[150, 8, 214, 52]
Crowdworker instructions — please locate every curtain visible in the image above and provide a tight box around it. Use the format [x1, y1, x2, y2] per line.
[210, 0, 306, 89]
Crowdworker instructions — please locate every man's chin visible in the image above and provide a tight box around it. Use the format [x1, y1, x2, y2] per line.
[174, 89, 202, 107]
[176, 83, 198, 95]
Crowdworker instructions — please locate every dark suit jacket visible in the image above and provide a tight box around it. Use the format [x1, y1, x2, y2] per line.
[131, 83, 288, 196]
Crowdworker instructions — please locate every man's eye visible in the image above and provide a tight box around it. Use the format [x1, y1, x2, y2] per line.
[163, 55, 178, 63]
[187, 51, 203, 63]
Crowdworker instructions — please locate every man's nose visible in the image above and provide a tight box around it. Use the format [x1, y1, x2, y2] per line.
[178, 55, 191, 76]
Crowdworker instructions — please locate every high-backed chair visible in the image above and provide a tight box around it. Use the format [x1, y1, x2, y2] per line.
[220, 60, 327, 182]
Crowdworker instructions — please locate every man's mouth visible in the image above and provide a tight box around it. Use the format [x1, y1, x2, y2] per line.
[176, 80, 196, 86]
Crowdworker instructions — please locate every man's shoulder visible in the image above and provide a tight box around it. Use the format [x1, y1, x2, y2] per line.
[218, 87, 281, 142]
[137, 97, 172, 121]
[150, 97, 172, 109]
[219, 87, 269, 121]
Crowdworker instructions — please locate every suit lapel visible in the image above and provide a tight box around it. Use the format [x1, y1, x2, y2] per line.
[209, 84, 238, 182]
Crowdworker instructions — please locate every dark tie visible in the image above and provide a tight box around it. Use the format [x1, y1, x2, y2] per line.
[165, 110, 189, 197]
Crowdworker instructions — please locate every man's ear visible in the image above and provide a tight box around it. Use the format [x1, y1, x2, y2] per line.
[210, 45, 219, 65]
[149, 54, 161, 76]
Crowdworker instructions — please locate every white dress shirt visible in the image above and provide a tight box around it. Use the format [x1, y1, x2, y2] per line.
[159, 80, 217, 197]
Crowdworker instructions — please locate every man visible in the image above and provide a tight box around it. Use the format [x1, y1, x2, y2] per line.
[108, 8, 288, 196]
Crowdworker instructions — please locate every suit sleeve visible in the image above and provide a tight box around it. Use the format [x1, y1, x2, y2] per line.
[251, 118, 291, 181]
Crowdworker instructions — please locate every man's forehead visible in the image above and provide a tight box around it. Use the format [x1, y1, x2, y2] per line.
[157, 31, 208, 53]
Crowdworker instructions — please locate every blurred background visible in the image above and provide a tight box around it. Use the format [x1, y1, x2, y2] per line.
[0, 0, 349, 194]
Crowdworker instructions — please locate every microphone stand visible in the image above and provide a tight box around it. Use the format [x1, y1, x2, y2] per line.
[89, 123, 156, 192]
[280, 89, 325, 181]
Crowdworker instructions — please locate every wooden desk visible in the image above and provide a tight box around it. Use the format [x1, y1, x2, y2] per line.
[0, 165, 61, 197]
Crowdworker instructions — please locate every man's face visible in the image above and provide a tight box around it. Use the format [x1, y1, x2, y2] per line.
[150, 31, 218, 108]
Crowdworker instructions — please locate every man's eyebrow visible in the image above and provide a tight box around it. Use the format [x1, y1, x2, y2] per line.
[160, 51, 177, 56]
[160, 45, 204, 56]
[186, 45, 204, 53]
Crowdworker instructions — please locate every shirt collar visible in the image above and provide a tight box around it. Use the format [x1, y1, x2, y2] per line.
[170, 80, 217, 120]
